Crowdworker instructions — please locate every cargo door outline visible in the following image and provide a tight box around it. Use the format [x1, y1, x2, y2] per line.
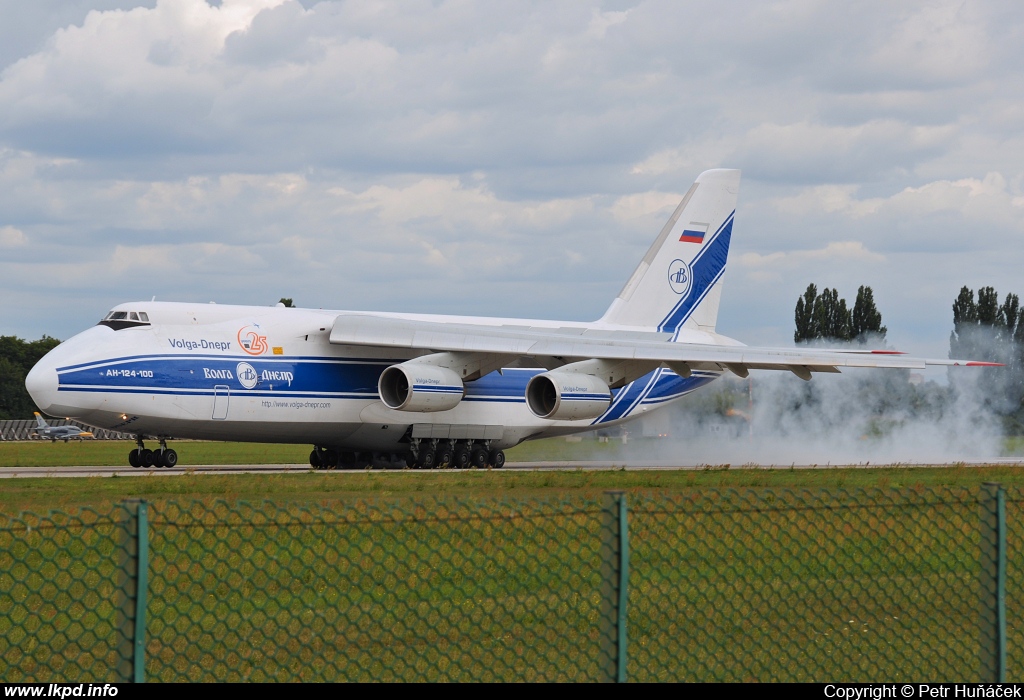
[212, 385, 230, 420]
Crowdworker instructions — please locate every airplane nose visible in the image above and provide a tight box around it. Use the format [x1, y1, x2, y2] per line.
[25, 357, 59, 415]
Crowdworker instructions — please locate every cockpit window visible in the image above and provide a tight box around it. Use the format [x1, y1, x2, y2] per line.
[98, 309, 151, 330]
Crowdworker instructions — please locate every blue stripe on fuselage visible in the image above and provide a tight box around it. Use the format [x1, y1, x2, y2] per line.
[57, 355, 386, 397]
[55, 354, 717, 420]
[56, 355, 548, 404]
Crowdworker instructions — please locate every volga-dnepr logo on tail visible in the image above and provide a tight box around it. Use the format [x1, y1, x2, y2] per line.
[667, 259, 692, 296]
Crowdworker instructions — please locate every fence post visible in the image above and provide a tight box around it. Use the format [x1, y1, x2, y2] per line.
[600, 491, 629, 683]
[980, 483, 1006, 683]
[122, 500, 150, 683]
[134, 501, 149, 683]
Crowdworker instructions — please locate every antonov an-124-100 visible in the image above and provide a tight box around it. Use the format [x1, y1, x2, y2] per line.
[24, 170, 999, 469]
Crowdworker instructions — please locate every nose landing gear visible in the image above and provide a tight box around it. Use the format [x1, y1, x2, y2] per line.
[129, 437, 177, 468]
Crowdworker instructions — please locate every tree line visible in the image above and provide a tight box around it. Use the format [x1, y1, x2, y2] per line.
[794, 282, 1024, 433]
[794, 284, 886, 343]
[0, 336, 61, 421]
[948, 286, 1024, 427]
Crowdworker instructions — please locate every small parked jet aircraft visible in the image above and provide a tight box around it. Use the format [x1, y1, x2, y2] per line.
[24, 170, 998, 469]
[32, 412, 93, 442]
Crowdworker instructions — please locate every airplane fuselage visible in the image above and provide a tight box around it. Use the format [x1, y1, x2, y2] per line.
[26, 301, 722, 457]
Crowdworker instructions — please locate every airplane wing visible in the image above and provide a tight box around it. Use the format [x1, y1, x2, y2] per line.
[329, 313, 999, 380]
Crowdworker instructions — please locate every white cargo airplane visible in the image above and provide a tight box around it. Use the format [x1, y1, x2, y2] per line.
[24, 170, 998, 469]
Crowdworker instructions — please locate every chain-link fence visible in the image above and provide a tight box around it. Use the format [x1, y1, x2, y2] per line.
[0, 487, 1017, 682]
[0, 503, 145, 682]
[145, 498, 624, 682]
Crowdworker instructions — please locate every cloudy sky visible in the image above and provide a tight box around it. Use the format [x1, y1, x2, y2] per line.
[1, 0, 1021, 362]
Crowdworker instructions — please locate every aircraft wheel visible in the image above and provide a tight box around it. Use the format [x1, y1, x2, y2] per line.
[129, 449, 141, 468]
[323, 449, 339, 469]
[420, 449, 436, 469]
[162, 449, 178, 468]
[452, 442, 471, 470]
[309, 449, 321, 469]
[141, 449, 156, 468]
[435, 444, 452, 469]
[405, 452, 417, 468]
[470, 445, 488, 469]
[490, 450, 505, 469]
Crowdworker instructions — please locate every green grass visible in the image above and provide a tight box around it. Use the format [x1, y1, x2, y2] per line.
[4, 433, 1024, 470]
[0, 436, 636, 467]
[0, 440, 309, 467]
[4, 462, 1024, 515]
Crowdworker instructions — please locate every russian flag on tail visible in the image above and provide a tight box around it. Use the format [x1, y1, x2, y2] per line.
[679, 222, 709, 244]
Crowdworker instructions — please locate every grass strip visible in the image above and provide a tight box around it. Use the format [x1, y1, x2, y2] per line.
[5, 464, 1024, 514]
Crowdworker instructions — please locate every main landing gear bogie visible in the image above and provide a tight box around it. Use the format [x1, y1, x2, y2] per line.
[413, 439, 504, 470]
[129, 438, 177, 469]
[412, 439, 505, 470]
[308, 440, 506, 471]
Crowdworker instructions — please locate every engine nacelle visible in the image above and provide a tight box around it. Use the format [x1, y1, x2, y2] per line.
[378, 363, 464, 412]
[526, 371, 612, 421]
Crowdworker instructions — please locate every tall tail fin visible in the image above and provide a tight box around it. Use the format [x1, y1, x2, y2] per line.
[34, 411, 47, 428]
[600, 169, 739, 334]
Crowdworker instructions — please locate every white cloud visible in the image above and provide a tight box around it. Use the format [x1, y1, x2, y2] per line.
[773, 185, 883, 218]
[736, 241, 886, 284]
[863, 2, 992, 87]
[585, 9, 630, 39]
[0, 225, 27, 246]
[633, 120, 959, 182]
[328, 177, 594, 235]
[609, 191, 681, 222]
[770, 173, 1024, 235]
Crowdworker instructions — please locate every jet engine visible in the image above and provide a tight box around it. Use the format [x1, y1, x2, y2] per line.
[378, 363, 464, 412]
[525, 371, 612, 421]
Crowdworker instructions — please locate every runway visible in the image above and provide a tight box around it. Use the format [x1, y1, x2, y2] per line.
[2, 460, 1023, 478]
